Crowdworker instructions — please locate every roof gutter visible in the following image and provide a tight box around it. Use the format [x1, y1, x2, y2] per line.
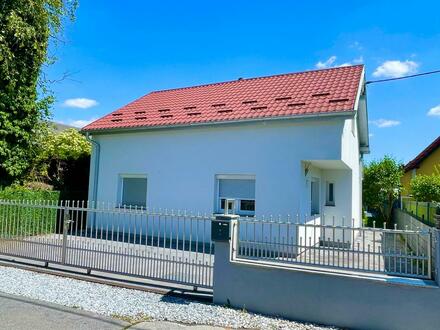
[82, 110, 356, 135]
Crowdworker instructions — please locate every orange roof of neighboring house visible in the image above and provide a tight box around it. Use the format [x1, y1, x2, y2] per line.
[82, 65, 364, 132]
[405, 136, 440, 172]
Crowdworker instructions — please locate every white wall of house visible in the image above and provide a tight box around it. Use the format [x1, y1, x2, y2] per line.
[341, 117, 363, 227]
[88, 116, 361, 225]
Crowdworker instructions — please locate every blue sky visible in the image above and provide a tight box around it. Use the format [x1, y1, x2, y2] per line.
[47, 0, 440, 164]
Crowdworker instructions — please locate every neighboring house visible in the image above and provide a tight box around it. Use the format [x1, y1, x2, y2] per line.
[82, 65, 369, 232]
[402, 136, 440, 195]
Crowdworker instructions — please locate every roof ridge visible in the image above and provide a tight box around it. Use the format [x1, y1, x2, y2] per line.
[150, 64, 364, 94]
[405, 135, 440, 170]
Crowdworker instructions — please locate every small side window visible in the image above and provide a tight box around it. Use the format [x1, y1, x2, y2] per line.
[326, 182, 335, 206]
[120, 176, 147, 207]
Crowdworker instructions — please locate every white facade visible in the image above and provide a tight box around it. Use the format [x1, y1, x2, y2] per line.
[88, 114, 365, 227]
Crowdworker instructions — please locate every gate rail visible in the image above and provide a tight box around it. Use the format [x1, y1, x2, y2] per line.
[232, 216, 434, 280]
[0, 200, 214, 289]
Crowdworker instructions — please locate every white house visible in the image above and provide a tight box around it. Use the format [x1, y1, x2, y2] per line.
[82, 65, 369, 237]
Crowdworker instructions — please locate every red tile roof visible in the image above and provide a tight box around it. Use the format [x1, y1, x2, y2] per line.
[404, 135, 440, 172]
[82, 65, 364, 132]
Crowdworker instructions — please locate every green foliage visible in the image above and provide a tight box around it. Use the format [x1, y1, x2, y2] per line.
[410, 174, 440, 203]
[42, 128, 92, 160]
[0, 185, 60, 201]
[363, 156, 403, 223]
[28, 127, 91, 187]
[0, 185, 60, 237]
[0, 0, 77, 183]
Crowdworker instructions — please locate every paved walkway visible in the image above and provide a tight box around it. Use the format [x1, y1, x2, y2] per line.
[0, 293, 223, 330]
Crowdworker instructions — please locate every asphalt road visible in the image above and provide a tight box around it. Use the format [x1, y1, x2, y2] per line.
[0, 292, 223, 330]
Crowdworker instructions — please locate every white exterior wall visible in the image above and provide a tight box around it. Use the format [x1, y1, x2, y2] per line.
[341, 117, 363, 227]
[90, 118, 351, 219]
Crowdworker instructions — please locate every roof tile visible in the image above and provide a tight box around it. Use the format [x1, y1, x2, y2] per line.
[83, 65, 364, 131]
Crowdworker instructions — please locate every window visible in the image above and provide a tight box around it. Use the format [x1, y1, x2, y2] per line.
[310, 179, 320, 215]
[326, 182, 335, 206]
[411, 169, 417, 179]
[240, 200, 255, 211]
[120, 175, 147, 207]
[216, 176, 255, 216]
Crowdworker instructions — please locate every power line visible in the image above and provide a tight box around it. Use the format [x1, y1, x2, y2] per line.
[366, 69, 440, 85]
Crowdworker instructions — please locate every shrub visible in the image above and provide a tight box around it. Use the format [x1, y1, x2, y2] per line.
[0, 185, 60, 201]
[0, 186, 60, 237]
[410, 175, 440, 203]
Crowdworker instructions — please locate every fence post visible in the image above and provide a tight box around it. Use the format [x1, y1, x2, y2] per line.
[212, 213, 240, 304]
[61, 210, 72, 264]
[435, 206, 440, 230]
[427, 203, 431, 225]
[435, 208, 440, 284]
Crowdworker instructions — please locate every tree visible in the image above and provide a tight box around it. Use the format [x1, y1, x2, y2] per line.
[0, 0, 77, 185]
[28, 127, 91, 187]
[410, 174, 440, 203]
[363, 156, 403, 223]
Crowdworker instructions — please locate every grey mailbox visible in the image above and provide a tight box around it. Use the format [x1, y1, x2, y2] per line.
[211, 214, 239, 241]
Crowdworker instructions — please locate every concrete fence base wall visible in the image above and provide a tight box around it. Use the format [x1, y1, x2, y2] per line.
[213, 240, 440, 330]
[394, 208, 432, 232]
[394, 208, 432, 259]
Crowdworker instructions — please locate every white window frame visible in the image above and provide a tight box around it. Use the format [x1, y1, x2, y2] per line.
[118, 174, 148, 208]
[215, 174, 256, 216]
[326, 181, 335, 207]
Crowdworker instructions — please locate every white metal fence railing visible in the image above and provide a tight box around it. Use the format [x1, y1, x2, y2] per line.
[232, 216, 434, 280]
[0, 200, 214, 289]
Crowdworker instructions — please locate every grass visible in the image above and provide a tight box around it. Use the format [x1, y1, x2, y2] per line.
[111, 313, 151, 324]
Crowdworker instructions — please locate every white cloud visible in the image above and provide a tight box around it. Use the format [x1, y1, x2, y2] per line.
[349, 41, 363, 51]
[370, 119, 401, 128]
[315, 56, 337, 69]
[372, 60, 419, 78]
[428, 105, 440, 117]
[316, 55, 363, 69]
[63, 98, 98, 109]
[369, 133, 374, 138]
[352, 56, 364, 64]
[66, 118, 98, 128]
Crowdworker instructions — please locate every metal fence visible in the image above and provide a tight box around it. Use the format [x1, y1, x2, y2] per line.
[232, 216, 434, 279]
[0, 200, 214, 289]
[402, 197, 438, 227]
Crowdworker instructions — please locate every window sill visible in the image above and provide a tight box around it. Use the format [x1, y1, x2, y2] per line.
[325, 204, 336, 207]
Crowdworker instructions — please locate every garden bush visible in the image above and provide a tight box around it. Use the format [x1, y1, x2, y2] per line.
[410, 174, 440, 203]
[0, 186, 60, 237]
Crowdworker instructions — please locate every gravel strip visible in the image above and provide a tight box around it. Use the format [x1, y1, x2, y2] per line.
[0, 266, 337, 329]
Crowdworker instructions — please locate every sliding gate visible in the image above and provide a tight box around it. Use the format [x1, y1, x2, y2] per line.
[0, 200, 214, 289]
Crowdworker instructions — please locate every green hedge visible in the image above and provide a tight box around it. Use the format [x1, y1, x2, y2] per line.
[0, 185, 60, 201]
[0, 186, 60, 237]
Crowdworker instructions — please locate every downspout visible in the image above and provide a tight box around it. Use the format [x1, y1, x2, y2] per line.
[85, 133, 100, 228]
[85, 133, 100, 203]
